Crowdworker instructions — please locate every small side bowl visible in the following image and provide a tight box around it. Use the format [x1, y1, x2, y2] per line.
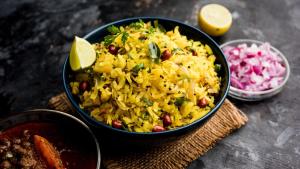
[63, 17, 230, 145]
[0, 109, 101, 169]
[220, 39, 290, 101]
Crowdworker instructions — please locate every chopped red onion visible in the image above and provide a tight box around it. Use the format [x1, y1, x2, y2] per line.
[223, 42, 286, 91]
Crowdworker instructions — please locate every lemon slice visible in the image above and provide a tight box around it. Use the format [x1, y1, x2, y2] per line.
[69, 36, 96, 71]
[198, 4, 232, 36]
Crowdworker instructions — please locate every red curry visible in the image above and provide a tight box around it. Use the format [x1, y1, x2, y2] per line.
[0, 122, 97, 169]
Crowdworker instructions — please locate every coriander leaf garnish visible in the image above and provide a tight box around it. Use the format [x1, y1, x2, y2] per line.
[104, 35, 116, 46]
[107, 25, 120, 34]
[142, 111, 150, 120]
[171, 48, 182, 55]
[174, 97, 186, 107]
[149, 26, 155, 34]
[121, 32, 129, 45]
[142, 97, 153, 107]
[138, 19, 145, 25]
[215, 64, 221, 72]
[129, 19, 145, 29]
[131, 63, 144, 76]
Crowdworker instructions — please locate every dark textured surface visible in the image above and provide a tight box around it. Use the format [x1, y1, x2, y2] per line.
[0, 0, 299, 168]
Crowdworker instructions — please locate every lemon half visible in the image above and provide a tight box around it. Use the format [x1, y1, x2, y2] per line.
[198, 4, 232, 36]
[69, 36, 96, 71]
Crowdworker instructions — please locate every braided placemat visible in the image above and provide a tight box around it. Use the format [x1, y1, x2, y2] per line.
[48, 93, 248, 169]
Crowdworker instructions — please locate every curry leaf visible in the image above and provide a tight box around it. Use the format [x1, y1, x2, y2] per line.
[148, 42, 161, 63]
[131, 63, 144, 76]
[154, 58, 160, 64]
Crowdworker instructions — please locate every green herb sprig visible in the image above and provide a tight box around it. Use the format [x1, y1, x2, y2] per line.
[174, 97, 186, 107]
[154, 20, 166, 33]
[121, 32, 129, 45]
[107, 25, 120, 34]
[131, 63, 145, 76]
[129, 19, 145, 29]
[142, 97, 154, 107]
[104, 25, 129, 46]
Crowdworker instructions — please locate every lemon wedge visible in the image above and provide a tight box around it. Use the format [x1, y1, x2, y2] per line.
[198, 4, 232, 36]
[69, 36, 96, 71]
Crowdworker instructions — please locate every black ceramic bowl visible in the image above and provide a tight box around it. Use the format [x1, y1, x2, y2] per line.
[63, 17, 230, 145]
[0, 109, 101, 168]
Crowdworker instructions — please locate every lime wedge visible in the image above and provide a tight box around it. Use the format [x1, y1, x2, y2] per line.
[69, 36, 96, 71]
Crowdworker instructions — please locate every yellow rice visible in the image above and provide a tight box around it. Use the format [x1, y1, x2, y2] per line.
[70, 21, 221, 132]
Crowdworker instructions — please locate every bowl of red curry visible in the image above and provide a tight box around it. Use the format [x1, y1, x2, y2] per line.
[0, 109, 101, 169]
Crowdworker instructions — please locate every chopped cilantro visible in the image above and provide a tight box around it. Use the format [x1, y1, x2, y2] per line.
[171, 48, 182, 54]
[107, 25, 120, 34]
[142, 97, 153, 107]
[129, 19, 145, 29]
[215, 64, 221, 72]
[149, 26, 155, 34]
[174, 97, 186, 107]
[142, 111, 150, 120]
[121, 32, 129, 44]
[104, 35, 116, 46]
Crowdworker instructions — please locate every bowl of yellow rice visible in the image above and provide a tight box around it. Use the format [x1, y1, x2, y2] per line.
[63, 17, 230, 144]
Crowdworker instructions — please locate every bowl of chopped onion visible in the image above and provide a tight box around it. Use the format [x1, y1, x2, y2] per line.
[221, 39, 290, 101]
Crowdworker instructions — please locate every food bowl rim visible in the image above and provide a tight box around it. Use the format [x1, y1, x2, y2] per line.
[220, 39, 290, 95]
[63, 16, 230, 135]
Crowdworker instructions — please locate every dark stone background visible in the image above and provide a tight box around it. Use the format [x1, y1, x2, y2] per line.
[0, 0, 299, 168]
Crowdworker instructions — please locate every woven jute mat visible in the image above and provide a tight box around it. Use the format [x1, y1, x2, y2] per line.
[48, 93, 248, 169]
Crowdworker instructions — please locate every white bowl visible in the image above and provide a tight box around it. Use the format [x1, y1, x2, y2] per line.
[220, 39, 290, 101]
